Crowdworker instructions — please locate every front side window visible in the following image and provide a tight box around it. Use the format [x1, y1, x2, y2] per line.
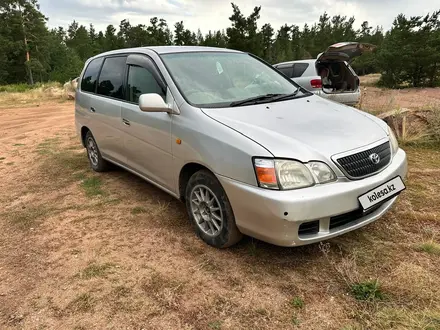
[127, 65, 165, 104]
[161, 52, 306, 108]
[81, 57, 104, 93]
[97, 56, 127, 99]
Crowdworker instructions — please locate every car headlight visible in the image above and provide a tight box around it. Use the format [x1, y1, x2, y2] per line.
[388, 127, 399, 156]
[253, 158, 336, 190]
[307, 162, 337, 184]
[275, 160, 315, 190]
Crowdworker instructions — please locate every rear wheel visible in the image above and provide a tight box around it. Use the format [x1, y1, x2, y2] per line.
[85, 131, 109, 172]
[185, 170, 242, 248]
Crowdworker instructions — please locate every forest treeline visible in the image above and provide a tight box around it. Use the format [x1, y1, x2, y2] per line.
[1, 0, 440, 88]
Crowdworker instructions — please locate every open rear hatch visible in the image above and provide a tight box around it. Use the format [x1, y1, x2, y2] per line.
[316, 42, 376, 95]
[317, 42, 376, 63]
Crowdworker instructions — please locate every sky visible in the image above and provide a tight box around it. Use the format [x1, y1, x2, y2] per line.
[38, 0, 440, 34]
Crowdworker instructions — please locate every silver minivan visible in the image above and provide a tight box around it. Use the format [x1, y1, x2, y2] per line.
[75, 46, 407, 248]
[274, 42, 375, 106]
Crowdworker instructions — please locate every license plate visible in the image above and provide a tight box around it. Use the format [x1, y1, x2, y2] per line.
[358, 176, 406, 210]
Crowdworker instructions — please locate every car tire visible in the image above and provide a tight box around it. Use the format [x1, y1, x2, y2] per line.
[185, 170, 242, 248]
[85, 131, 109, 172]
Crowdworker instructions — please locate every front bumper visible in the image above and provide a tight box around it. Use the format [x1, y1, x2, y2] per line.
[218, 148, 407, 247]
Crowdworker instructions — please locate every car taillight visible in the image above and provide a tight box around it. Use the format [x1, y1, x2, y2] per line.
[310, 79, 322, 89]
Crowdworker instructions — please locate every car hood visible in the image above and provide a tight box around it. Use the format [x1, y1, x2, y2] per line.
[202, 96, 388, 161]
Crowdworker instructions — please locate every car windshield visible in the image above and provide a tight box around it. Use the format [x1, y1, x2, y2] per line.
[160, 52, 308, 108]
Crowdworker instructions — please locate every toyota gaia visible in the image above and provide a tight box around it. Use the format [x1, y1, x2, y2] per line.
[75, 46, 407, 248]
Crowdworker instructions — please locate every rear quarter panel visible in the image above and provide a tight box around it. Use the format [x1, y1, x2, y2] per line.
[75, 89, 91, 145]
[292, 60, 319, 91]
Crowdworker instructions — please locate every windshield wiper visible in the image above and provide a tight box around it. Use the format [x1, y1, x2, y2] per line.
[269, 87, 302, 102]
[230, 93, 283, 107]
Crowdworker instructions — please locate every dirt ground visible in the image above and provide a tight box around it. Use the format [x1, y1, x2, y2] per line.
[358, 75, 440, 113]
[0, 100, 439, 330]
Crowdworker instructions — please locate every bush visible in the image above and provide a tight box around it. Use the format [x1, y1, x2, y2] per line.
[0, 82, 62, 93]
[0, 84, 35, 93]
[350, 280, 384, 301]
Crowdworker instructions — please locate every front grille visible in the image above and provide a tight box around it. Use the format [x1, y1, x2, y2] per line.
[336, 142, 391, 178]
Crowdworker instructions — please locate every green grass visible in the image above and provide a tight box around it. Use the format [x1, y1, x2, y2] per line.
[208, 321, 222, 330]
[291, 315, 300, 326]
[0, 82, 62, 93]
[79, 263, 114, 279]
[66, 293, 95, 313]
[290, 297, 305, 309]
[73, 172, 87, 181]
[247, 239, 259, 256]
[80, 177, 105, 197]
[13, 143, 25, 147]
[112, 285, 132, 298]
[36, 137, 60, 155]
[418, 241, 440, 255]
[131, 206, 147, 215]
[350, 280, 384, 301]
[38, 151, 89, 190]
[0, 83, 35, 93]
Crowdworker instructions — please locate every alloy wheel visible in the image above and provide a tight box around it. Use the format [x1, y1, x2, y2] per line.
[190, 184, 224, 236]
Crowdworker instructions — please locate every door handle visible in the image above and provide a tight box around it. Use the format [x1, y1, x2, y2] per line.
[122, 118, 131, 126]
[90, 107, 96, 113]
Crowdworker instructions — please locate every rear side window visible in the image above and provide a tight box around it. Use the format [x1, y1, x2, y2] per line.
[127, 66, 165, 104]
[276, 65, 293, 78]
[292, 63, 309, 78]
[81, 58, 104, 93]
[97, 56, 127, 99]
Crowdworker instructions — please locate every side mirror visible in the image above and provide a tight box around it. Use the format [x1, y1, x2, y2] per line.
[139, 93, 172, 113]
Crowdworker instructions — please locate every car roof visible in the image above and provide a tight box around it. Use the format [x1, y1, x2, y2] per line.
[148, 46, 242, 54]
[274, 59, 316, 66]
[90, 46, 242, 60]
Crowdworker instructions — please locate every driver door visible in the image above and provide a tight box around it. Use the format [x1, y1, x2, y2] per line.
[120, 55, 174, 192]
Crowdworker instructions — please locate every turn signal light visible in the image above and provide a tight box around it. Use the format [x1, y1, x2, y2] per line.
[310, 79, 322, 89]
[254, 159, 278, 189]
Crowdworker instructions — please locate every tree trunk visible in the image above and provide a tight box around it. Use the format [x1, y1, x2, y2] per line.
[19, 3, 33, 85]
[25, 37, 34, 85]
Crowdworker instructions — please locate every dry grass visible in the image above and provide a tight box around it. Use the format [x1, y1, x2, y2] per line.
[4, 205, 51, 230]
[359, 75, 440, 114]
[65, 293, 95, 314]
[78, 263, 115, 279]
[359, 73, 381, 87]
[358, 75, 440, 144]
[418, 241, 440, 255]
[0, 100, 439, 329]
[0, 82, 71, 109]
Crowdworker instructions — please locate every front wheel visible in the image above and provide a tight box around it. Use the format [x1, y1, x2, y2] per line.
[185, 170, 242, 248]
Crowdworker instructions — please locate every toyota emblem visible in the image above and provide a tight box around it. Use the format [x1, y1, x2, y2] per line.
[369, 153, 380, 165]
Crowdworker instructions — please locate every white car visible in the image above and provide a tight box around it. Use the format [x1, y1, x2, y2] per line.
[274, 42, 375, 106]
[75, 46, 406, 248]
